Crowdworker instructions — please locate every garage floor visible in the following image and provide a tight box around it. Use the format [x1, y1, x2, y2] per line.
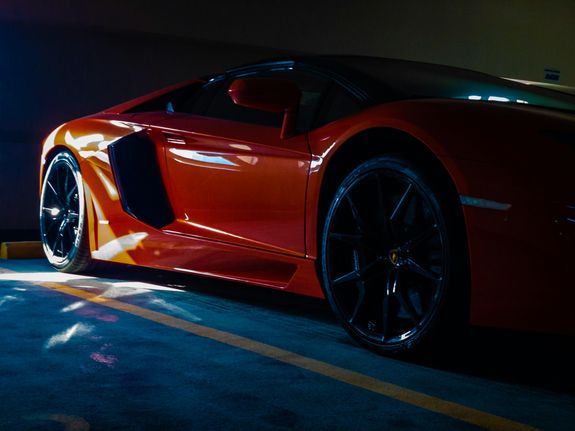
[0, 259, 573, 431]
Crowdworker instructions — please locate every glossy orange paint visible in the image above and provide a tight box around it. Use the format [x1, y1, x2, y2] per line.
[40, 94, 575, 335]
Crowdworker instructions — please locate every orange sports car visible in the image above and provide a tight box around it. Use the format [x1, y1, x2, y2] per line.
[39, 56, 575, 354]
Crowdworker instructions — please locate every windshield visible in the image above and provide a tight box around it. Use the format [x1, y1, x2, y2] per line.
[328, 56, 575, 113]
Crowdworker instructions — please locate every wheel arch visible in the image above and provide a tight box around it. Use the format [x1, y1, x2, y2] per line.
[314, 126, 471, 307]
[317, 127, 462, 229]
[41, 145, 70, 183]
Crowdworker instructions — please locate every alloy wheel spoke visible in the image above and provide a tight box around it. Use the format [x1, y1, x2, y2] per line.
[329, 232, 363, 246]
[66, 221, 77, 244]
[396, 290, 420, 325]
[66, 183, 78, 205]
[405, 258, 441, 283]
[51, 234, 61, 256]
[46, 180, 65, 207]
[381, 293, 390, 340]
[42, 207, 62, 219]
[390, 183, 413, 222]
[348, 281, 366, 324]
[382, 268, 398, 339]
[332, 254, 384, 286]
[58, 218, 68, 236]
[64, 168, 70, 197]
[332, 270, 360, 285]
[345, 194, 368, 233]
[403, 224, 438, 251]
[375, 173, 395, 242]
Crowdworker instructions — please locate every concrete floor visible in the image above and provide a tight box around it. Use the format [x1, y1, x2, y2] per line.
[0, 259, 573, 431]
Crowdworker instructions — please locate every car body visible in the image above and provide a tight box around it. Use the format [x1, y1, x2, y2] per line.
[39, 56, 575, 353]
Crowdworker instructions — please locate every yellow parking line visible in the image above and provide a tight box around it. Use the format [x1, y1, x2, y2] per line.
[2, 268, 539, 431]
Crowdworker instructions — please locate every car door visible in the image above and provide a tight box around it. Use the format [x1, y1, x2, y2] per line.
[154, 68, 331, 257]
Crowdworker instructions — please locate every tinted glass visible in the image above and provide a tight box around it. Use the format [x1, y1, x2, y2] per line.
[206, 79, 283, 128]
[172, 77, 224, 115]
[316, 84, 364, 126]
[206, 69, 331, 130]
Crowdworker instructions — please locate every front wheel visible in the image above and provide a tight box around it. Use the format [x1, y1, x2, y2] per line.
[40, 151, 92, 273]
[320, 156, 467, 355]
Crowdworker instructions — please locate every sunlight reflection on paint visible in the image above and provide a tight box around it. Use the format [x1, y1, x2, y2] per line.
[93, 165, 119, 200]
[487, 96, 510, 102]
[110, 120, 143, 132]
[44, 322, 94, 349]
[64, 131, 104, 150]
[229, 143, 252, 151]
[169, 148, 238, 167]
[180, 221, 245, 241]
[237, 155, 258, 165]
[91, 232, 148, 260]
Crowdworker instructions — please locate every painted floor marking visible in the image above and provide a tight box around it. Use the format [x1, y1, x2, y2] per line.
[0, 267, 539, 431]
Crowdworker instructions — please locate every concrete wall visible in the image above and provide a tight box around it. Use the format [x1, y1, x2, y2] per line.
[2, 0, 574, 85]
[0, 24, 287, 238]
[0, 1, 573, 237]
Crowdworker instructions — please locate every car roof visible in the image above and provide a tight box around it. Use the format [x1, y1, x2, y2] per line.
[226, 55, 575, 113]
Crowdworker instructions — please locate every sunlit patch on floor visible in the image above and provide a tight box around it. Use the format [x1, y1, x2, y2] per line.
[0, 272, 94, 283]
[61, 301, 88, 313]
[150, 297, 202, 322]
[0, 294, 23, 308]
[44, 322, 94, 349]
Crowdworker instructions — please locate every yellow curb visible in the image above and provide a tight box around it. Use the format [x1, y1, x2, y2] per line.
[0, 241, 45, 259]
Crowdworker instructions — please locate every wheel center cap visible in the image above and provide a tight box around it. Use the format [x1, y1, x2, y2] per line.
[388, 248, 401, 266]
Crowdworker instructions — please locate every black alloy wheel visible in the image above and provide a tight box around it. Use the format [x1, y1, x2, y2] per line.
[40, 151, 92, 272]
[321, 156, 464, 355]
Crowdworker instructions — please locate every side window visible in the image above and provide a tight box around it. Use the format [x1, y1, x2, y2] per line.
[315, 84, 365, 127]
[206, 79, 284, 128]
[205, 69, 332, 131]
[171, 77, 224, 115]
[284, 71, 331, 131]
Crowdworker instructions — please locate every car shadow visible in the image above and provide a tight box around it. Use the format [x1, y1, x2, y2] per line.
[86, 262, 574, 396]
[413, 327, 575, 396]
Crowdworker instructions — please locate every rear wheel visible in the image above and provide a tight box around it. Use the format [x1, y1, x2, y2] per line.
[40, 151, 92, 273]
[321, 155, 466, 355]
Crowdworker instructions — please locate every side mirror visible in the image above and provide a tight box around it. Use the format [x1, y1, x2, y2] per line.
[228, 78, 301, 139]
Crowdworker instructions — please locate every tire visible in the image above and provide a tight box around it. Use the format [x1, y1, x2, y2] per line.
[320, 155, 468, 355]
[40, 151, 93, 273]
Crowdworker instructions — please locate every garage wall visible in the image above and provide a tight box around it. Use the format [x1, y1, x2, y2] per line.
[2, 0, 574, 85]
[0, 1, 573, 237]
[0, 23, 287, 238]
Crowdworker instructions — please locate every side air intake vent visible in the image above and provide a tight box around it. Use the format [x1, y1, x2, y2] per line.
[108, 131, 174, 229]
